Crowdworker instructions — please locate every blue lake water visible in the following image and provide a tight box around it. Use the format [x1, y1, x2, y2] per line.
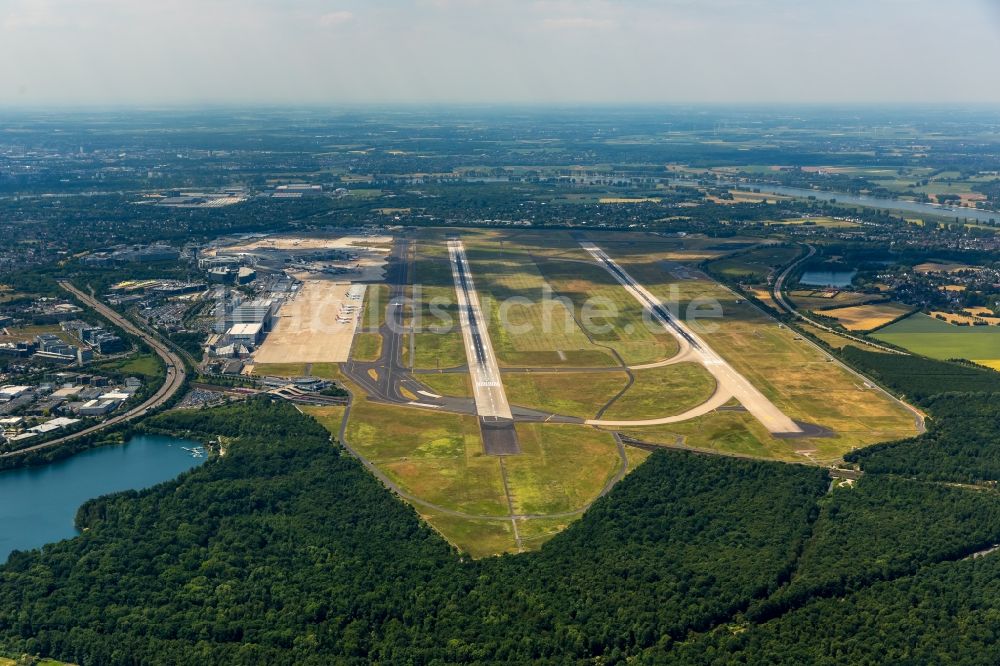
[799, 270, 858, 288]
[0, 435, 205, 562]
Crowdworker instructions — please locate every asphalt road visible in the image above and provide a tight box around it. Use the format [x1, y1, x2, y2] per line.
[772, 244, 907, 355]
[1, 282, 188, 458]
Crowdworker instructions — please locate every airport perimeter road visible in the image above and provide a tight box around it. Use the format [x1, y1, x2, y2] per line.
[579, 242, 803, 435]
[0, 282, 188, 458]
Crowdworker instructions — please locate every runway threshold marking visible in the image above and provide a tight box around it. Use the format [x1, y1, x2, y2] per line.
[447, 239, 514, 421]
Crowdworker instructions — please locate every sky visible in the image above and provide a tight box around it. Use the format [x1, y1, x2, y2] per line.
[1, 0, 1000, 106]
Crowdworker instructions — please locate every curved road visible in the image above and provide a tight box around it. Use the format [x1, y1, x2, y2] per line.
[771, 248, 926, 434]
[585, 385, 734, 428]
[773, 245, 906, 355]
[0, 282, 188, 458]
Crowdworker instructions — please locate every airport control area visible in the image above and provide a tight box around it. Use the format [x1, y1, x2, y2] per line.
[242, 227, 922, 556]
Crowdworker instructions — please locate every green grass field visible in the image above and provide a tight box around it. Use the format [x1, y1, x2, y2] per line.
[412, 331, 467, 369]
[96, 353, 163, 379]
[605, 249, 919, 460]
[602, 363, 716, 421]
[766, 217, 860, 229]
[302, 404, 347, 436]
[320, 229, 927, 555]
[533, 256, 679, 365]
[1, 324, 76, 346]
[873, 313, 1000, 362]
[251, 362, 308, 377]
[351, 332, 383, 362]
[708, 245, 800, 282]
[415, 508, 519, 557]
[503, 371, 628, 418]
[504, 424, 622, 515]
[361, 284, 390, 329]
[317, 361, 631, 556]
[418, 372, 471, 398]
[344, 398, 508, 517]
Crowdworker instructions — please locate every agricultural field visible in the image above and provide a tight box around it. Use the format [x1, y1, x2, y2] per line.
[930, 309, 1000, 326]
[913, 261, 979, 274]
[766, 216, 860, 229]
[820, 302, 914, 332]
[788, 289, 884, 312]
[874, 313, 1000, 368]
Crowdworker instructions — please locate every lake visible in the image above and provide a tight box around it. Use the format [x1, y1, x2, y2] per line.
[0, 435, 205, 562]
[799, 270, 858, 288]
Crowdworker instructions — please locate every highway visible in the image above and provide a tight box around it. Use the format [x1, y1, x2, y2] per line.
[579, 242, 803, 435]
[0, 282, 188, 458]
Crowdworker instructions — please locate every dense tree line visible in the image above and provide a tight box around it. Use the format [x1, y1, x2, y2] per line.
[840, 348, 1000, 482]
[4, 342, 1000, 663]
[0, 398, 830, 664]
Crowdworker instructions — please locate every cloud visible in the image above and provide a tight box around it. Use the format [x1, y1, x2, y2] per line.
[2, 0, 67, 30]
[541, 16, 613, 30]
[318, 10, 353, 27]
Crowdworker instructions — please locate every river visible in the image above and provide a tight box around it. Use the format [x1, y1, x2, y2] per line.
[0, 435, 205, 562]
[670, 178, 1000, 224]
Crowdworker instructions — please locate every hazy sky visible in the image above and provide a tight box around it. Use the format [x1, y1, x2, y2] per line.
[2, 0, 1000, 106]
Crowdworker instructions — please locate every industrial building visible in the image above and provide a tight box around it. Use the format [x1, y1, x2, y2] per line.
[226, 322, 264, 346]
[228, 299, 276, 331]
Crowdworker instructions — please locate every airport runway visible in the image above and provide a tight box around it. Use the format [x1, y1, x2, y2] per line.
[579, 241, 803, 435]
[447, 239, 520, 454]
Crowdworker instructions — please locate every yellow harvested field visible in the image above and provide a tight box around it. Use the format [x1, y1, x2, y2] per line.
[823, 303, 913, 331]
[931, 312, 978, 326]
[973, 360, 1000, 371]
[599, 197, 661, 204]
[914, 262, 978, 274]
[253, 281, 361, 364]
[931, 311, 1000, 326]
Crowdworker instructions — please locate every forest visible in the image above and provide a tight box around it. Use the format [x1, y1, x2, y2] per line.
[2, 347, 1000, 665]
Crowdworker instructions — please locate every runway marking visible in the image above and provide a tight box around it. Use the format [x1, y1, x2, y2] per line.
[448, 239, 514, 421]
[417, 390, 442, 398]
[407, 401, 442, 409]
